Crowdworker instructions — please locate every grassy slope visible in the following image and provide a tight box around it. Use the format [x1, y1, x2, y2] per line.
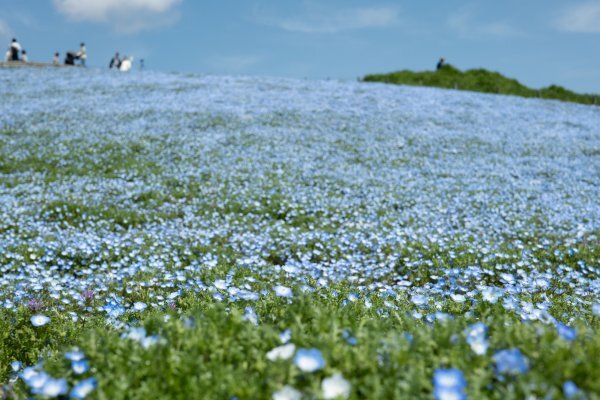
[363, 65, 600, 106]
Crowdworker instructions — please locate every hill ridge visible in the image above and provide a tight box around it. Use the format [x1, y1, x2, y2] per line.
[363, 64, 599, 107]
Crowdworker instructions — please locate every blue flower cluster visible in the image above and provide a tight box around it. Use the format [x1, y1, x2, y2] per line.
[0, 68, 598, 397]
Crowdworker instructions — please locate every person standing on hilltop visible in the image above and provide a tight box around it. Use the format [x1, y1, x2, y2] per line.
[109, 52, 121, 69]
[77, 42, 87, 67]
[10, 38, 21, 61]
[53, 52, 60, 65]
[21, 50, 28, 63]
[436, 57, 445, 71]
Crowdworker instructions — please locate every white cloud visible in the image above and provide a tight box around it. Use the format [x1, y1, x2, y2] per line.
[557, 2, 600, 33]
[259, 6, 399, 34]
[53, 0, 182, 33]
[447, 6, 521, 38]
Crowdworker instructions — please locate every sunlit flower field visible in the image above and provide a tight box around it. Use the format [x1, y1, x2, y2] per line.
[0, 68, 599, 399]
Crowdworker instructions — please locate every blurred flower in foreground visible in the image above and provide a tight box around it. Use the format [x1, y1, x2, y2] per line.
[322, 373, 351, 399]
[266, 344, 296, 361]
[71, 377, 97, 399]
[65, 351, 86, 362]
[272, 385, 302, 400]
[279, 329, 292, 343]
[563, 381, 582, 399]
[433, 368, 467, 400]
[294, 348, 325, 372]
[464, 322, 489, 355]
[72, 359, 90, 375]
[493, 349, 528, 375]
[556, 323, 577, 341]
[35, 378, 68, 397]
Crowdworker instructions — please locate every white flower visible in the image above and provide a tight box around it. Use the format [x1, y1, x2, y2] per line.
[30, 315, 50, 327]
[267, 343, 296, 361]
[322, 373, 351, 399]
[273, 385, 302, 400]
[274, 285, 293, 298]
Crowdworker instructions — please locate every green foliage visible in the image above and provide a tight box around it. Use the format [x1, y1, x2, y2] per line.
[363, 65, 600, 106]
[2, 288, 599, 399]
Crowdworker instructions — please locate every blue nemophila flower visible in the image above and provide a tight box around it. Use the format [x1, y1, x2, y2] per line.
[123, 327, 147, 341]
[592, 303, 600, 317]
[35, 378, 68, 397]
[273, 285, 293, 298]
[65, 351, 86, 362]
[266, 343, 296, 361]
[279, 329, 292, 343]
[493, 349, 529, 375]
[23, 369, 49, 391]
[411, 294, 429, 307]
[433, 369, 467, 400]
[342, 329, 357, 346]
[132, 302, 148, 312]
[464, 322, 489, 355]
[71, 377, 97, 399]
[481, 286, 504, 304]
[556, 323, 577, 341]
[294, 348, 325, 372]
[243, 306, 259, 325]
[563, 381, 581, 399]
[30, 314, 50, 327]
[72, 359, 90, 374]
[10, 360, 22, 372]
[272, 385, 302, 400]
[141, 335, 161, 349]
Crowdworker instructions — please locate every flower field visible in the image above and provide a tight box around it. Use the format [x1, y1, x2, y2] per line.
[0, 68, 599, 399]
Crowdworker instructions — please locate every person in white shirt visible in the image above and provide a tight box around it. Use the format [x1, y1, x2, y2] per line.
[53, 52, 60, 65]
[76, 42, 87, 67]
[119, 56, 133, 72]
[21, 50, 28, 63]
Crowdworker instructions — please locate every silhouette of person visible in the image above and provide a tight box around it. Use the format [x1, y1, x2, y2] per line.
[10, 38, 21, 61]
[109, 52, 121, 69]
[437, 57, 445, 71]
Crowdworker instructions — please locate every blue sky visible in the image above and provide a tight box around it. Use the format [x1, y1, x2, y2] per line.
[1, 0, 600, 92]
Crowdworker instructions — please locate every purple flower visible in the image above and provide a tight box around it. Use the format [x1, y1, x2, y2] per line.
[27, 298, 44, 312]
[81, 289, 95, 303]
